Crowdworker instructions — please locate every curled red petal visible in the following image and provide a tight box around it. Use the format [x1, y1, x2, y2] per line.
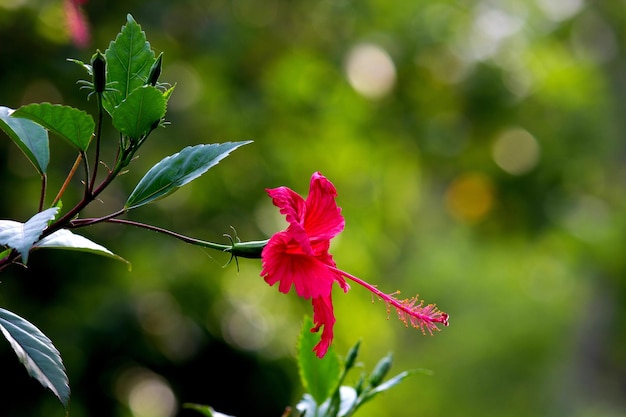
[311, 295, 336, 358]
[266, 186, 311, 254]
[304, 172, 345, 242]
[267, 185, 306, 227]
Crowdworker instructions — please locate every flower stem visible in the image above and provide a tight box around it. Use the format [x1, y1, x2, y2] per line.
[89, 92, 104, 193]
[73, 218, 268, 258]
[38, 174, 47, 212]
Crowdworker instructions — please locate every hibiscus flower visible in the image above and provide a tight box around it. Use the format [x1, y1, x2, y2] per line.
[261, 172, 448, 358]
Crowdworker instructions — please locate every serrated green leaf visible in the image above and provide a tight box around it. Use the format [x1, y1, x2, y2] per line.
[0, 106, 49, 175]
[34, 229, 130, 268]
[104, 14, 155, 114]
[0, 308, 70, 408]
[112, 85, 166, 140]
[125, 141, 252, 209]
[0, 207, 59, 264]
[297, 316, 341, 405]
[13, 103, 94, 151]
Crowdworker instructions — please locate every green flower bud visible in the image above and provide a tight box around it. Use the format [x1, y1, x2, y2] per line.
[344, 340, 361, 371]
[91, 50, 106, 94]
[227, 239, 268, 259]
[147, 53, 163, 86]
[368, 353, 393, 388]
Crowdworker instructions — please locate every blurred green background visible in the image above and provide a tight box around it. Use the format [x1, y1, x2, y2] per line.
[1, 0, 626, 416]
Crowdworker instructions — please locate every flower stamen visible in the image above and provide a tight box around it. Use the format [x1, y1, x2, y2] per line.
[328, 266, 449, 334]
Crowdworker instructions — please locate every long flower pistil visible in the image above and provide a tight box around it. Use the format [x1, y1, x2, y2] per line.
[329, 266, 449, 334]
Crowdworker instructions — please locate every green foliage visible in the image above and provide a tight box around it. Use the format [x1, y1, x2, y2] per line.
[0, 106, 49, 175]
[183, 337, 418, 417]
[112, 85, 167, 141]
[125, 141, 252, 209]
[0, 15, 251, 412]
[0, 308, 70, 408]
[294, 337, 426, 417]
[13, 103, 94, 152]
[103, 14, 156, 115]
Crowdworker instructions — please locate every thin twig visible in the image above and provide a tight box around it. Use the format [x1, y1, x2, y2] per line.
[51, 153, 83, 206]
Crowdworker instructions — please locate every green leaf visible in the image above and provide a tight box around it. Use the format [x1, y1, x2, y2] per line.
[297, 316, 341, 405]
[0, 207, 59, 264]
[363, 370, 416, 401]
[34, 229, 130, 268]
[104, 14, 155, 114]
[112, 85, 166, 140]
[67, 58, 92, 75]
[0, 248, 10, 259]
[0, 308, 70, 408]
[125, 141, 252, 209]
[0, 106, 49, 175]
[13, 103, 94, 151]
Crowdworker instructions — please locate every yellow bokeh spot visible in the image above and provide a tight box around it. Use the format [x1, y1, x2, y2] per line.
[445, 172, 495, 223]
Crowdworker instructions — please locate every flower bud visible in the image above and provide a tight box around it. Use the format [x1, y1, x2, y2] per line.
[147, 53, 163, 86]
[91, 50, 106, 94]
[344, 340, 361, 371]
[368, 353, 393, 388]
[228, 239, 268, 259]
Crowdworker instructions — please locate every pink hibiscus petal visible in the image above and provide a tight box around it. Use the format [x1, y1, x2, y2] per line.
[267, 186, 312, 254]
[261, 232, 337, 298]
[304, 172, 345, 241]
[311, 295, 336, 358]
[64, 0, 90, 48]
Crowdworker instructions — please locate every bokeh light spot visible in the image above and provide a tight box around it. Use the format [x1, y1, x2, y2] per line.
[445, 172, 495, 223]
[345, 43, 396, 100]
[536, 0, 584, 22]
[117, 368, 177, 417]
[135, 292, 202, 361]
[222, 302, 272, 351]
[459, 5, 524, 62]
[562, 194, 613, 243]
[492, 127, 540, 175]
